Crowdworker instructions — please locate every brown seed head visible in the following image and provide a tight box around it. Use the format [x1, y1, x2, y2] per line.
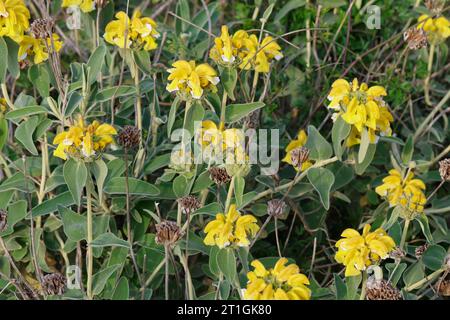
[439, 158, 450, 181]
[366, 278, 402, 300]
[0, 209, 7, 232]
[209, 167, 231, 185]
[30, 18, 54, 39]
[403, 27, 428, 50]
[155, 220, 183, 246]
[178, 195, 201, 216]
[435, 280, 450, 297]
[267, 199, 287, 218]
[117, 125, 140, 149]
[42, 273, 66, 296]
[290, 146, 310, 170]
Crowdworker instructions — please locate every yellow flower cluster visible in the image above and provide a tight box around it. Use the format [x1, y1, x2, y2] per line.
[282, 129, 312, 171]
[166, 60, 219, 100]
[335, 224, 396, 277]
[417, 14, 450, 44]
[203, 204, 259, 248]
[244, 258, 311, 300]
[327, 78, 394, 147]
[104, 10, 159, 51]
[0, 0, 30, 42]
[61, 0, 95, 13]
[210, 25, 283, 73]
[18, 34, 63, 65]
[53, 117, 117, 161]
[375, 169, 426, 213]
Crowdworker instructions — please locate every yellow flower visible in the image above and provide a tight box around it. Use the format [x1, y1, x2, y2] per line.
[210, 25, 236, 64]
[243, 258, 311, 300]
[282, 129, 313, 171]
[335, 224, 396, 277]
[61, 0, 95, 13]
[417, 14, 450, 44]
[166, 60, 219, 99]
[375, 169, 426, 213]
[203, 204, 259, 248]
[104, 10, 159, 51]
[327, 78, 393, 147]
[240, 34, 283, 73]
[0, 0, 30, 42]
[18, 34, 63, 64]
[52, 117, 117, 160]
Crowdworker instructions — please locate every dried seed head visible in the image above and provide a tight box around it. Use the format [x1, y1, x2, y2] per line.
[389, 246, 406, 261]
[425, 0, 445, 15]
[435, 280, 450, 297]
[178, 195, 201, 216]
[366, 278, 402, 300]
[42, 273, 66, 296]
[415, 243, 429, 259]
[290, 146, 310, 170]
[117, 125, 140, 150]
[267, 199, 287, 218]
[209, 167, 231, 185]
[155, 220, 183, 246]
[0, 209, 7, 232]
[30, 18, 54, 39]
[403, 27, 428, 50]
[95, 0, 108, 8]
[439, 158, 450, 181]
[19, 283, 39, 300]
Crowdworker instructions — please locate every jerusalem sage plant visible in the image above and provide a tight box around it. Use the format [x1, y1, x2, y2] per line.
[0, 0, 449, 301]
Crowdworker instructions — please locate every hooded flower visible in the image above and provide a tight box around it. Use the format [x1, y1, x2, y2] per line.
[203, 204, 259, 248]
[375, 169, 426, 213]
[104, 10, 159, 51]
[166, 60, 219, 99]
[417, 14, 450, 44]
[243, 258, 311, 300]
[18, 34, 63, 64]
[61, 0, 95, 13]
[239, 34, 283, 73]
[335, 224, 396, 277]
[0, 0, 30, 42]
[52, 116, 117, 160]
[282, 130, 313, 171]
[327, 78, 393, 147]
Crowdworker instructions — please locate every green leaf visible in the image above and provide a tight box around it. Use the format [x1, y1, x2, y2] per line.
[386, 262, 407, 287]
[307, 167, 335, 210]
[422, 244, 446, 271]
[63, 158, 87, 206]
[192, 170, 213, 193]
[167, 96, 180, 137]
[305, 125, 333, 161]
[217, 248, 237, 283]
[133, 50, 152, 75]
[59, 206, 86, 242]
[0, 117, 7, 151]
[92, 264, 121, 296]
[91, 232, 130, 248]
[334, 274, 347, 300]
[65, 91, 83, 117]
[28, 65, 50, 97]
[5, 106, 48, 120]
[358, 128, 370, 164]
[234, 176, 245, 208]
[92, 159, 108, 204]
[112, 277, 129, 300]
[0, 37, 7, 82]
[346, 273, 361, 300]
[225, 102, 265, 123]
[354, 143, 376, 175]
[416, 213, 434, 243]
[403, 261, 425, 288]
[275, 0, 306, 22]
[401, 135, 414, 165]
[222, 68, 237, 100]
[331, 117, 351, 160]
[87, 44, 106, 84]
[14, 116, 39, 155]
[5, 37, 19, 79]
[173, 175, 189, 198]
[209, 246, 221, 278]
[104, 177, 160, 196]
[95, 86, 136, 102]
[184, 102, 205, 135]
[32, 191, 75, 217]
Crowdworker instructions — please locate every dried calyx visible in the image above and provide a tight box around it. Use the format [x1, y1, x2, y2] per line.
[155, 220, 184, 246]
[209, 167, 231, 185]
[439, 158, 450, 181]
[42, 273, 67, 296]
[30, 18, 55, 39]
[267, 199, 287, 218]
[117, 125, 140, 150]
[366, 278, 402, 300]
[290, 146, 310, 170]
[178, 195, 201, 216]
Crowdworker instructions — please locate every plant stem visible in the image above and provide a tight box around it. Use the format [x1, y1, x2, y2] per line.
[224, 176, 235, 212]
[359, 270, 368, 300]
[164, 245, 170, 300]
[424, 44, 435, 106]
[219, 91, 227, 130]
[86, 185, 93, 300]
[405, 268, 445, 292]
[400, 218, 411, 251]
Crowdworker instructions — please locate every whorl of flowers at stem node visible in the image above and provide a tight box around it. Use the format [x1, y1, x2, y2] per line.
[267, 199, 287, 218]
[290, 146, 310, 171]
[178, 195, 201, 216]
[209, 167, 231, 185]
[30, 18, 54, 39]
[0, 209, 7, 232]
[439, 158, 450, 181]
[155, 220, 183, 246]
[42, 273, 67, 296]
[117, 125, 140, 150]
[366, 278, 402, 300]
[403, 27, 428, 50]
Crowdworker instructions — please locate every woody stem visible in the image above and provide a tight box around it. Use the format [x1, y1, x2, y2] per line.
[424, 44, 435, 106]
[400, 218, 411, 251]
[86, 185, 93, 300]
